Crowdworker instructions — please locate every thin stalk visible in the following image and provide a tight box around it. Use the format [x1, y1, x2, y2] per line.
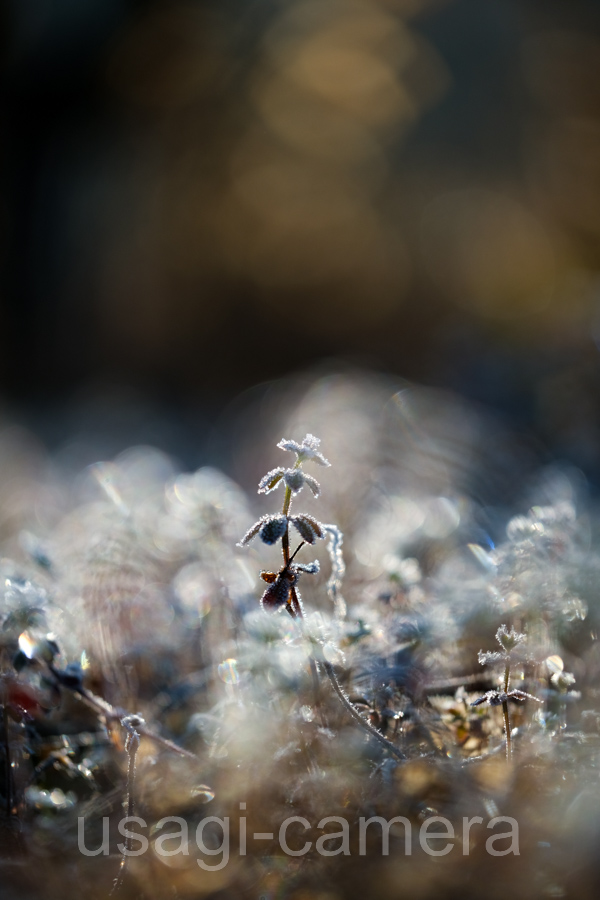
[111, 718, 141, 896]
[503, 660, 512, 762]
[48, 663, 200, 761]
[281, 484, 292, 564]
[321, 658, 406, 762]
[281, 459, 301, 564]
[294, 611, 407, 763]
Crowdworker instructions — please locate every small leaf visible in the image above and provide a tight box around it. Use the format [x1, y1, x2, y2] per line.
[258, 468, 285, 494]
[259, 515, 288, 545]
[260, 571, 278, 583]
[290, 514, 324, 544]
[302, 473, 321, 497]
[277, 434, 330, 467]
[477, 649, 504, 666]
[238, 514, 287, 547]
[237, 519, 264, 546]
[283, 469, 305, 494]
[495, 624, 526, 653]
[261, 570, 296, 612]
[295, 560, 320, 575]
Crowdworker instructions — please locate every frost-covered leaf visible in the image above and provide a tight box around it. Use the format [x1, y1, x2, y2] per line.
[295, 560, 320, 575]
[478, 649, 505, 666]
[302, 473, 321, 497]
[261, 570, 296, 611]
[259, 515, 288, 545]
[277, 434, 330, 467]
[237, 519, 264, 547]
[495, 624, 526, 653]
[238, 514, 286, 547]
[283, 469, 305, 494]
[471, 689, 540, 708]
[258, 468, 285, 494]
[290, 514, 324, 544]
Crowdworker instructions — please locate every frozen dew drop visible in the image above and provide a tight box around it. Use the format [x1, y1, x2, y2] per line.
[506, 515, 542, 542]
[563, 597, 587, 622]
[217, 658, 240, 685]
[546, 655, 564, 676]
[191, 784, 215, 802]
[18, 631, 37, 659]
[300, 705, 315, 722]
[468, 543, 497, 572]
[49, 788, 74, 809]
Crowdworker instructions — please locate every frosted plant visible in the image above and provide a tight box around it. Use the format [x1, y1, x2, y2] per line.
[238, 434, 405, 762]
[473, 624, 540, 761]
[238, 433, 331, 618]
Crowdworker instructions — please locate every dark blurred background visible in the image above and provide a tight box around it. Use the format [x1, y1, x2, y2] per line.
[3, 0, 600, 476]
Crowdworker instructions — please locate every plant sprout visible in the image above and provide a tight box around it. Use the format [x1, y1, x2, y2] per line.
[238, 434, 406, 761]
[473, 625, 540, 761]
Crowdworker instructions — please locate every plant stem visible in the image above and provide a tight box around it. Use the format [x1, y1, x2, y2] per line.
[281, 459, 301, 564]
[321, 659, 406, 762]
[503, 660, 512, 762]
[111, 719, 141, 896]
[281, 485, 292, 564]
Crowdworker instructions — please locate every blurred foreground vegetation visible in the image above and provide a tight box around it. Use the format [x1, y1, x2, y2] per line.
[2, 374, 600, 898]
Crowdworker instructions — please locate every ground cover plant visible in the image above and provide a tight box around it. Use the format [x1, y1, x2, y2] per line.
[1, 374, 600, 900]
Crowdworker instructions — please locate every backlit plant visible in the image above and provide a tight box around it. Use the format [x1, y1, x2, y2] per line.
[473, 625, 540, 761]
[238, 433, 406, 761]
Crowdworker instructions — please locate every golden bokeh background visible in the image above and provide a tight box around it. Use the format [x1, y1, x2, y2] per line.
[4, 0, 600, 469]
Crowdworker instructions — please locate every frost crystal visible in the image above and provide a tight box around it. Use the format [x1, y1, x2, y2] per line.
[277, 434, 330, 467]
